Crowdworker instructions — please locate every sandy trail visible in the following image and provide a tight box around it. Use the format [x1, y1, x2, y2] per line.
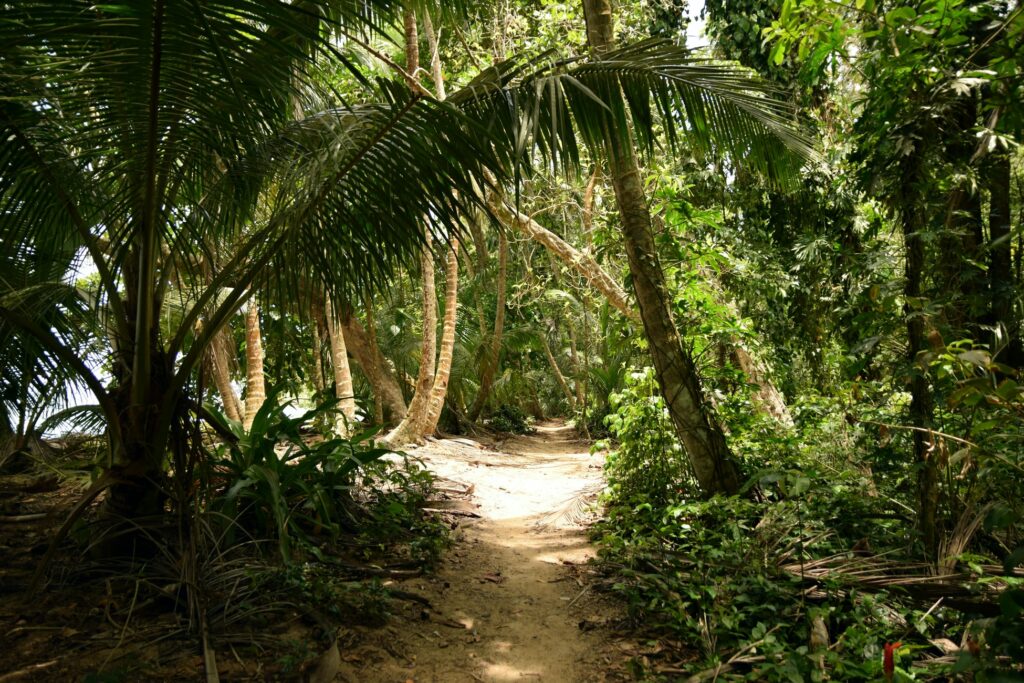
[339, 421, 621, 683]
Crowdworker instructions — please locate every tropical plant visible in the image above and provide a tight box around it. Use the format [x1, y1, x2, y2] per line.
[1, 0, 818, 550]
[0, 0, 500, 524]
[206, 392, 392, 561]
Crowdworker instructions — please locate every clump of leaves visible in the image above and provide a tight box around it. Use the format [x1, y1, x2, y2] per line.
[487, 404, 533, 434]
[591, 376, 1023, 680]
[204, 392, 396, 561]
[596, 367, 695, 508]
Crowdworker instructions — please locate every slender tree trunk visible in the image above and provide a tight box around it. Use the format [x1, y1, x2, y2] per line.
[468, 229, 508, 421]
[541, 330, 577, 408]
[242, 297, 266, 431]
[988, 153, 1021, 366]
[386, 237, 438, 444]
[581, 0, 742, 495]
[422, 10, 446, 100]
[900, 166, 939, 561]
[422, 241, 459, 434]
[309, 295, 326, 398]
[341, 313, 407, 423]
[566, 318, 587, 409]
[208, 329, 242, 423]
[325, 296, 357, 435]
[415, 9, 456, 438]
[582, 165, 600, 251]
[363, 294, 385, 425]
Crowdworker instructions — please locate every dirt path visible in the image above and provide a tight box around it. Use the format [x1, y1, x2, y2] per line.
[338, 421, 623, 683]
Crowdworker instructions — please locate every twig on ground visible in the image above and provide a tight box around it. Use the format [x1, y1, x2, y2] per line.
[0, 660, 59, 682]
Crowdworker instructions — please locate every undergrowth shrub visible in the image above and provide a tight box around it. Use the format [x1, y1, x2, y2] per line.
[487, 404, 533, 434]
[593, 375, 1022, 681]
[596, 367, 694, 509]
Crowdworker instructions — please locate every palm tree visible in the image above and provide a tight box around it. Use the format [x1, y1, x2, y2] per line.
[0, 0, 498, 521]
[577, 0, 810, 493]
[1, 0, 812, 524]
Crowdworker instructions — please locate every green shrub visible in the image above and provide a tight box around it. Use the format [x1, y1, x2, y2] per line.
[205, 393, 393, 561]
[597, 367, 695, 509]
[487, 404, 533, 434]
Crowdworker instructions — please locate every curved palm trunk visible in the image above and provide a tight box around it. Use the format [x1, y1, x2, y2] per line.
[468, 229, 508, 421]
[385, 240, 437, 445]
[208, 328, 243, 423]
[422, 241, 459, 435]
[541, 330, 577, 409]
[242, 297, 266, 431]
[325, 296, 357, 436]
[341, 313, 407, 423]
[582, 0, 742, 495]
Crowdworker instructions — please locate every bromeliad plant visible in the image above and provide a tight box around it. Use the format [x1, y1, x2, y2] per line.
[207, 393, 392, 562]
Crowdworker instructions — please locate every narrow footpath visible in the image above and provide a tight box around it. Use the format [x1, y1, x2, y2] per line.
[337, 422, 626, 683]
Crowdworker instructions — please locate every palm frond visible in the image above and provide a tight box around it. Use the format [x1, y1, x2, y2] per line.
[450, 38, 817, 184]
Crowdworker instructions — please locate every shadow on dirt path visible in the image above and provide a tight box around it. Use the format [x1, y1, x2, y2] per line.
[339, 421, 626, 683]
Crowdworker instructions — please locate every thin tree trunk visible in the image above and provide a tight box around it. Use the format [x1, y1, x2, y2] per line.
[363, 294, 385, 425]
[416, 9, 455, 438]
[309, 295, 326, 398]
[341, 313, 407, 423]
[468, 229, 508, 421]
[566, 318, 586, 410]
[900, 163, 939, 561]
[386, 237, 437, 444]
[422, 10, 446, 100]
[208, 329, 242, 423]
[541, 330, 577, 408]
[582, 165, 600, 251]
[422, 241, 460, 435]
[581, 0, 742, 495]
[325, 296, 357, 435]
[242, 297, 266, 431]
[988, 153, 1021, 366]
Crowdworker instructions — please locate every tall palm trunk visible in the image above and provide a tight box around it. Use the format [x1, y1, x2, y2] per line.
[385, 237, 437, 445]
[341, 313, 407, 423]
[899, 155, 939, 560]
[363, 294, 386, 425]
[581, 0, 742, 495]
[422, 241, 459, 435]
[468, 229, 508, 421]
[208, 328, 243, 423]
[325, 296, 357, 435]
[242, 297, 266, 431]
[988, 153, 1021, 366]
[416, 9, 456, 437]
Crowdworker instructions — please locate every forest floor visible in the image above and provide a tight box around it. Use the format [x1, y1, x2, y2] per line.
[339, 420, 633, 683]
[0, 423, 637, 682]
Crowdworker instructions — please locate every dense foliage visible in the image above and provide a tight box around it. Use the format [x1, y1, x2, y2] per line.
[1, 0, 1022, 679]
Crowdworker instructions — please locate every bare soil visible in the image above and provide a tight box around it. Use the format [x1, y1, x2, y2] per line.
[0, 423, 631, 682]
[337, 421, 628, 683]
